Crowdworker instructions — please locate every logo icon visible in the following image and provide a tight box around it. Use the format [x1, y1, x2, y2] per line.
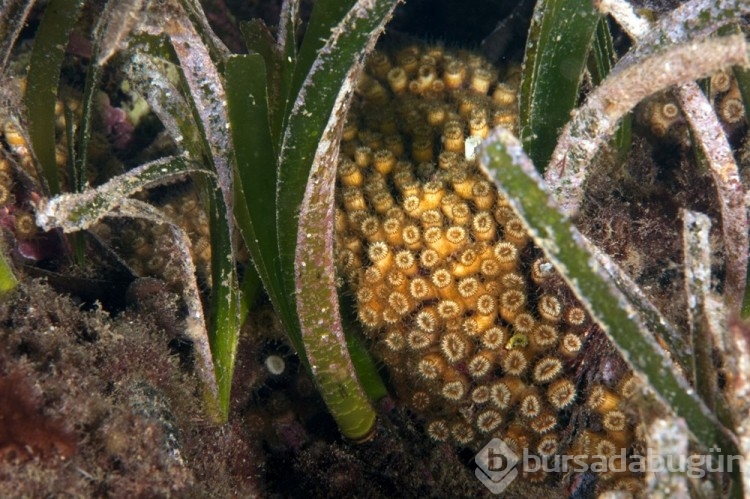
[475, 437, 520, 494]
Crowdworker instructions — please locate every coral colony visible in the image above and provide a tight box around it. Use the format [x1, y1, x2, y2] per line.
[334, 44, 642, 492]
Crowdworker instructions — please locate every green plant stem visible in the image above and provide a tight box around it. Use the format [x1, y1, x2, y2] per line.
[519, 0, 600, 171]
[294, 83, 378, 438]
[682, 210, 717, 409]
[677, 82, 747, 314]
[239, 265, 262, 325]
[589, 18, 632, 162]
[25, 0, 85, 196]
[271, 0, 300, 148]
[0, 244, 18, 295]
[289, 0, 401, 439]
[276, 0, 398, 324]
[206, 183, 241, 422]
[35, 154, 203, 232]
[225, 54, 300, 361]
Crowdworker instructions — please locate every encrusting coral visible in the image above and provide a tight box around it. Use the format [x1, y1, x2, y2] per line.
[334, 43, 645, 493]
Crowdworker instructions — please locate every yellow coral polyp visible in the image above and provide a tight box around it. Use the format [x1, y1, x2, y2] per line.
[559, 333, 583, 358]
[481, 326, 507, 350]
[547, 379, 577, 410]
